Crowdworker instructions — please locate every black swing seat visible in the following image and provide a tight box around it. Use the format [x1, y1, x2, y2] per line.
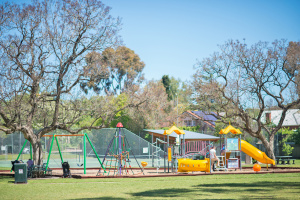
[62, 162, 71, 178]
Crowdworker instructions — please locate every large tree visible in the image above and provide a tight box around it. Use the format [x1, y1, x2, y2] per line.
[193, 39, 300, 160]
[81, 46, 145, 95]
[0, 0, 144, 165]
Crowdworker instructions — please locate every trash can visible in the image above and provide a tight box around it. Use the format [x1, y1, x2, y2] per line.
[14, 163, 27, 184]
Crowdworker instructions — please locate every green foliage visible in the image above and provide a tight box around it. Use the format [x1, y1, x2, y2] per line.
[82, 46, 145, 95]
[290, 128, 300, 145]
[162, 75, 172, 100]
[281, 138, 294, 156]
[278, 128, 295, 156]
[162, 126, 201, 133]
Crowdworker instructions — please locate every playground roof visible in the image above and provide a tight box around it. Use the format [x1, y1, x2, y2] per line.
[144, 129, 220, 141]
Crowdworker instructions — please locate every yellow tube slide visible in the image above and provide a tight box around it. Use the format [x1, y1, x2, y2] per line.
[241, 139, 275, 165]
[177, 158, 210, 173]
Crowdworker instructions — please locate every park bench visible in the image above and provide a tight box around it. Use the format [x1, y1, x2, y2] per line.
[276, 157, 295, 165]
[42, 163, 53, 177]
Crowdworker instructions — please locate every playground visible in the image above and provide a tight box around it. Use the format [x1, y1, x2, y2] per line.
[1, 123, 300, 179]
[0, 123, 300, 200]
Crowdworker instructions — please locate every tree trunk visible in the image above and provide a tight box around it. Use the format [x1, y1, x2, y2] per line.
[260, 134, 276, 165]
[30, 137, 43, 166]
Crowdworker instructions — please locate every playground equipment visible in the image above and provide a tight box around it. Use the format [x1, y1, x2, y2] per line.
[14, 133, 104, 174]
[163, 125, 185, 173]
[219, 123, 275, 171]
[177, 156, 210, 173]
[253, 163, 261, 172]
[152, 138, 166, 172]
[241, 140, 275, 165]
[218, 124, 243, 171]
[97, 122, 144, 176]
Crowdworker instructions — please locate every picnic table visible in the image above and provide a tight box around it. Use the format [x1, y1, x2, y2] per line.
[276, 156, 295, 165]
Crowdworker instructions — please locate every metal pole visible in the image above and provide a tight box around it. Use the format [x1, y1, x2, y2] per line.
[84, 134, 86, 174]
[164, 135, 166, 173]
[16, 140, 27, 161]
[152, 133, 154, 167]
[30, 143, 32, 160]
[19, 132, 21, 160]
[85, 133, 105, 170]
[10, 140, 27, 172]
[148, 142, 150, 159]
[240, 135, 242, 171]
[44, 136, 47, 162]
[167, 135, 169, 173]
[118, 127, 122, 175]
[11, 133, 13, 160]
[183, 134, 185, 156]
[55, 136, 64, 164]
[46, 135, 55, 171]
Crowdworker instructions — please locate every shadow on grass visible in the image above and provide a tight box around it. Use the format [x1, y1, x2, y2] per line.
[131, 188, 194, 198]
[193, 181, 300, 193]
[70, 197, 125, 200]
[130, 181, 300, 199]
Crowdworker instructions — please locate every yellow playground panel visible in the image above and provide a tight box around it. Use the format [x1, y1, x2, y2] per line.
[177, 158, 210, 173]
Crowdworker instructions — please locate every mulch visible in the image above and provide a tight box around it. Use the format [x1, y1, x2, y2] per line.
[1, 166, 300, 179]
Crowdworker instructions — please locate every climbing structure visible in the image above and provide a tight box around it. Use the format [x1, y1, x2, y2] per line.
[97, 122, 144, 176]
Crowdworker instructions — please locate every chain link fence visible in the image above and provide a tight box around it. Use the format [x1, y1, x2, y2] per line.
[0, 128, 166, 169]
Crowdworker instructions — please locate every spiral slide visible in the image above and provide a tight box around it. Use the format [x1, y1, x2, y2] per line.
[241, 139, 275, 165]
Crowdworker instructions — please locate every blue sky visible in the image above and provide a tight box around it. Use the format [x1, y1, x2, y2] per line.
[102, 0, 300, 82]
[3, 0, 300, 82]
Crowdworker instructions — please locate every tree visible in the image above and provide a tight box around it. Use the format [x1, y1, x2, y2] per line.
[127, 80, 171, 129]
[81, 46, 145, 95]
[0, 0, 145, 165]
[162, 75, 172, 100]
[193, 39, 300, 160]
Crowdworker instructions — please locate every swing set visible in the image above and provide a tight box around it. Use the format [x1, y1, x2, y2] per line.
[13, 133, 105, 174]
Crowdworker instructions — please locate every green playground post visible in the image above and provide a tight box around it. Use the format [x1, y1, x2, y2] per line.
[17, 140, 27, 161]
[10, 140, 28, 172]
[84, 134, 86, 174]
[30, 142, 32, 160]
[55, 136, 64, 164]
[85, 133, 106, 171]
[46, 135, 55, 170]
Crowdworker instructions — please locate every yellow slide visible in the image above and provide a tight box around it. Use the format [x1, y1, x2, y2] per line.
[177, 158, 210, 173]
[241, 139, 275, 165]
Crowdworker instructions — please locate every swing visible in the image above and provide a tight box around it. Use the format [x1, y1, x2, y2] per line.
[76, 139, 84, 167]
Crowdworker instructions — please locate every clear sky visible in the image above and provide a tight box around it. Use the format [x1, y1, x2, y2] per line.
[3, 0, 300, 82]
[102, 0, 300, 82]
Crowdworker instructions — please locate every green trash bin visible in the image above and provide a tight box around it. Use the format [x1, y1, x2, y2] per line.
[14, 163, 27, 184]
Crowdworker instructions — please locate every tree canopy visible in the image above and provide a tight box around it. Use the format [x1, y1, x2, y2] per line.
[82, 46, 145, 95]
[193, 39, 300, 160]
[0, 0, 145, 164]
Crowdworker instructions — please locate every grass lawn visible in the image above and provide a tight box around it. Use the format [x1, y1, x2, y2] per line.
[243, 159, 300, 168]
[0, 173, 300, 199]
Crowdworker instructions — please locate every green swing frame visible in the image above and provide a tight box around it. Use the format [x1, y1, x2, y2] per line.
[13, 133, 105, 174]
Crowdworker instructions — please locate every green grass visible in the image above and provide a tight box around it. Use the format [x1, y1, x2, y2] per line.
[0, 173, 300, 199]
[243, 159, 300, 168]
